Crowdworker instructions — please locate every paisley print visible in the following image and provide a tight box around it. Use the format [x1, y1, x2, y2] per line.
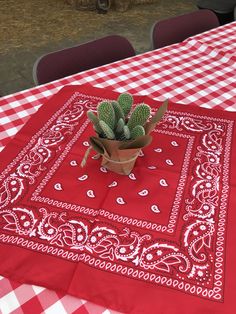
[0, 93, 234, 303]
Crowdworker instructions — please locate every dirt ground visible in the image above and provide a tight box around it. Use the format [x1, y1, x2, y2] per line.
[0, 0, 196, 96]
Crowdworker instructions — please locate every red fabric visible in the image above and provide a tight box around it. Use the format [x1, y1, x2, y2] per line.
[0, 84, 236, 313]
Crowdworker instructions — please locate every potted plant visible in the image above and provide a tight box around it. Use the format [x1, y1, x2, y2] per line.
[81, 93, 168, 175]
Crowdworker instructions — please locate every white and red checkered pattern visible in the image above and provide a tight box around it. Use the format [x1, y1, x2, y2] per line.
[0, 22, 236, 314]
[187, 21, 236, 54]
[0, 276, 120, 314]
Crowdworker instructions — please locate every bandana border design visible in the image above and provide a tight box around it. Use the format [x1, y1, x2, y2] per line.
[0, 92, 234, 302]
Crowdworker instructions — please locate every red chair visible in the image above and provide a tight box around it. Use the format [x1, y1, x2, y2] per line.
[151, 9, 219, 50]
[33, 35, 135, 85]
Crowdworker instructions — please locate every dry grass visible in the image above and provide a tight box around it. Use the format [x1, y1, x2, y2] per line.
[0, 0, 196, 53]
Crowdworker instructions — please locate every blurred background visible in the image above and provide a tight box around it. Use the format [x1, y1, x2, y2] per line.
[0, 0, 196, 96]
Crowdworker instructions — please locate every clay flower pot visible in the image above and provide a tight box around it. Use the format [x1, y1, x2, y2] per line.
[90, 135, 152, 175]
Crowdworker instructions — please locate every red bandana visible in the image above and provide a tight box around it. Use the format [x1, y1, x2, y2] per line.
[0, 85, 236, 313]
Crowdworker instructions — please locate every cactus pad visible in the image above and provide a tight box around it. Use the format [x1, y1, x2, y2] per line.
[99, 121, 115, 139]
[123, 125, 131, 140]
[130, 125, 145, 139]
[98, 101, 115, 129]
[87, 110, 103, 134]
[118, 93, 133, 117]
[127, 103, 151, 130]
[116, 118, 125, 134]
[111, 101, 125, 123]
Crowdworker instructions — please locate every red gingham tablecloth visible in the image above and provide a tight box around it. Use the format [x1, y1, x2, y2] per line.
[186, 20, 236, 53]
[0, 22, 236, 314]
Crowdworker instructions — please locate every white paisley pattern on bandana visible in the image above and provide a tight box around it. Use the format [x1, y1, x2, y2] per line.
[0, 92, 234, 302]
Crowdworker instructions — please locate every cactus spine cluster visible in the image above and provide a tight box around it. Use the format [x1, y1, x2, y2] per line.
[87, 93, 151, 141]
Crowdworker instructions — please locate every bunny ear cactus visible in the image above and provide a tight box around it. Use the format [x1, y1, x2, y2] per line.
[82, 92, 168, 174]
[86, 94, 167, 141]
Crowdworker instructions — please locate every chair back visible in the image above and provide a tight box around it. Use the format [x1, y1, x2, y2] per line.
[151, 9, 219, 50]
[33, 35, 135, 85]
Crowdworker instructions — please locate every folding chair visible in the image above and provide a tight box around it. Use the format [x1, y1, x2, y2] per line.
[33, 35, 135, 85]
[151, 9, 219, 50]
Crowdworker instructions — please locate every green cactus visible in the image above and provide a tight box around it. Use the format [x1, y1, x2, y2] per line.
[82, 94, 168, 169]
[127, 103, 151, 131]
[130, 125, 145, 139]
[98, 101, 115, 129]
[99, 120, 115, 140]
[123, 125, 131, 140]
[85, 93, 164, 142]
[111, 101, 125, 123]
[118, 93, 133, 117]
[87, 110, 103, 135]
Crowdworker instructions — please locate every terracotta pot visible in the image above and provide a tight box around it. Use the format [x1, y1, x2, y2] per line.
[101, 146, 141, 175]
[89, 136, 152, 175]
